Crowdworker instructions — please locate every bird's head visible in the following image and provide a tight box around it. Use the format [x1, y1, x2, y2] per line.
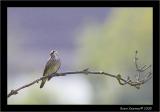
[49, 50, 58, 57]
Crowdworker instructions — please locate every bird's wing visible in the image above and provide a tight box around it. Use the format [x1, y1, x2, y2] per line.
[43, 59, 60, 76]
[47, 59, 61, 81]
[43, 59, 54, 76]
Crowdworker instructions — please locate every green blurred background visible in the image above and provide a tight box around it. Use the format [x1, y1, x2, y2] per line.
[8, 8, 152, 104]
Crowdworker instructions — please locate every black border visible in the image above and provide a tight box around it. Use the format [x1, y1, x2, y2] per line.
[1, 1, 159, 111]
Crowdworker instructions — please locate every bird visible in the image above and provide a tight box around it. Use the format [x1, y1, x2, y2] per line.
[40, 50, 61, 88]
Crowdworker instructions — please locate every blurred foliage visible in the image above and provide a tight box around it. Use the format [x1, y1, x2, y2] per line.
[75, 8, 152, 104]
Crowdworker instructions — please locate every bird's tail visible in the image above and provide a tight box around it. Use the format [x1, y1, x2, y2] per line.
[40, 79, 47, 88]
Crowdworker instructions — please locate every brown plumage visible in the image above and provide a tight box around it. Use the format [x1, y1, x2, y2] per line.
[40, 50, 61, 88]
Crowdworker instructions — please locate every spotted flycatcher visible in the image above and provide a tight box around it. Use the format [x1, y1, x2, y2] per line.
[40, 50, 61, 88]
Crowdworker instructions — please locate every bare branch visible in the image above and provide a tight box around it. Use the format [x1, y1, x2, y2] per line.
[7, 70, 152, 98]
[7, 51, 152, 98]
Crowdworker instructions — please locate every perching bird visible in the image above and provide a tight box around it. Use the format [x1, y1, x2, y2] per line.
[40, 50, 61, 88]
